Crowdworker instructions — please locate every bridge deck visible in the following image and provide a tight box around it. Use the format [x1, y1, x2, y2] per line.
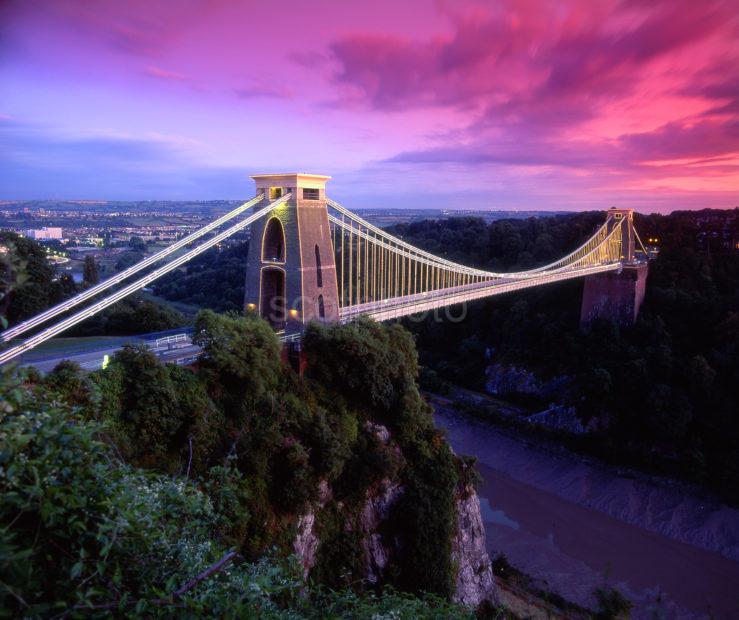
[340, 263, 623, 322]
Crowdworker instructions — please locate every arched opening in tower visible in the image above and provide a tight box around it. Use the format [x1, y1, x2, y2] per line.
[262, 217, 285, 262]
[260, 267, 286, 328]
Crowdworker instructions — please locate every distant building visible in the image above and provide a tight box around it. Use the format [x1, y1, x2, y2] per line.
[24, 226, 63, 240]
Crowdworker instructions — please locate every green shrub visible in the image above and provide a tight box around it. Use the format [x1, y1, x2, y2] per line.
[1, 312, 498, 615]
[390, 430, 459, 598]
[2, 367, 483, 618]
[193, 309, 282, 420]
[303, 318, 420, 423]
[45, 360, 97, 407]
[304, 318, 462, 597]
[334, 426, 404, 500]
[306, 405, 358, 481]
[270, 440, 318, 514]
[312, 504, 365, 590]
[201, 459, 251, 546]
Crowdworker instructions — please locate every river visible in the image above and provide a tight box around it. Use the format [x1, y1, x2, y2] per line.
[433, 406, 739, 619]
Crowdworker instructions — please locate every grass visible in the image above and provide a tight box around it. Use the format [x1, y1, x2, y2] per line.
[10, 336, 139, 361]
[142, 293, 201, 321]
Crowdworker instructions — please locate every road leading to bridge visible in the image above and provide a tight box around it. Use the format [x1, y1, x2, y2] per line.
[17, 335, 201, 373]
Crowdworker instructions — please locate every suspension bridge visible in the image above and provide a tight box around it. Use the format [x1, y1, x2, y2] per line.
[0, 173, 649, 367]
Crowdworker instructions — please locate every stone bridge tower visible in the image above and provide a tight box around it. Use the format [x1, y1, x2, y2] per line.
[580, 208, 648, 326]
[244, 173, 340, 335]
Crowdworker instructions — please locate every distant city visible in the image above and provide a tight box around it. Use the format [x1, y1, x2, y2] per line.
[0, 200, 572, 273]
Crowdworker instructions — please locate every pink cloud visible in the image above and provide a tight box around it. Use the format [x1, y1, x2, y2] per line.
[145, 66, 188, 82]
[329, 1, 737, 122]
[234, 83, 294, 100]
[1, 0, 737, 208]
[327, 0, 739, 203]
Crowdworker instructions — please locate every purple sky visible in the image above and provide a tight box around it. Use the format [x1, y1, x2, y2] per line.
[1, 0, 738, 211]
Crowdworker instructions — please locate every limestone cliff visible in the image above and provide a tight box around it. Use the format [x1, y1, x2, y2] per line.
[452, 486, 497, 607]
[293, 424, 498, 608]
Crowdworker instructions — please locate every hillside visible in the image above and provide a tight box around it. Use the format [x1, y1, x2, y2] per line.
[0, 314, 500, 618]
[399, 208, 739, 501]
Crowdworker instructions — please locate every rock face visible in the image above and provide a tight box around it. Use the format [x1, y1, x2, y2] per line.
[526, 405, 586, 434]
[358, 478, 402, 584]
[293, 511, 319, 579]
[293, 479, 332, 579]
[452, 487, 498, 607]
[485, 363, 567, 402]
[292, 424, 498, 608]
[486, 363, 542, 396]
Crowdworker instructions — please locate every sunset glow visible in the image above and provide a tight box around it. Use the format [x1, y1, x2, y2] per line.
[1, 0, 738, 211]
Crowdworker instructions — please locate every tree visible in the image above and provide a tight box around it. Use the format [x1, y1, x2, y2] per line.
[302, 316, 421, 426]
[115, 250, 144, 272]
[154, 241, 250, 312]
[193, 310, 283, 421]
[129, 235, 146, 252]
[83, 254, 99, 286]
[0, 231, 55, 325]
[67, 297, 185, 337]
[0, 237, 27, 329]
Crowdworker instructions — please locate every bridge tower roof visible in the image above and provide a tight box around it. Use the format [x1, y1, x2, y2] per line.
[250, 173, 331, 190]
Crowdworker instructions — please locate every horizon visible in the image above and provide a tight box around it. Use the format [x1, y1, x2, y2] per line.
[2, 197, 737, 217]
[1, 1, 738, 211]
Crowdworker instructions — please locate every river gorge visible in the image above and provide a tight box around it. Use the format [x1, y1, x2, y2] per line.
[433, 405, 739, 619]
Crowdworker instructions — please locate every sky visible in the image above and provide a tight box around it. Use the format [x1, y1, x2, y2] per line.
[1, 0, 738, 212]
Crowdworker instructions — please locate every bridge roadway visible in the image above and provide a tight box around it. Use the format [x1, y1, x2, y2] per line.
[16, 335, 201, 373]
[14, 263, 630, 372]
[14, 330, 300, 373]
[340, 262, 624, 322]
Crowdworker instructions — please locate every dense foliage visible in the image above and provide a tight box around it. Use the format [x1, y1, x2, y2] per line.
[397, 208, 739, 501]
[153, 240, 249, 313]
[303, 319, 459, 596]
[0, 232, 184, 337]
[0, 231, 76, 326]
[65, 295, 185, 337]
[1, 312, 483, 617]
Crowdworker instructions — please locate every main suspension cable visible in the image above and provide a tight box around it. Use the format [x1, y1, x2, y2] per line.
[0, 194, 290, 366]
[1, 193, 266, 342]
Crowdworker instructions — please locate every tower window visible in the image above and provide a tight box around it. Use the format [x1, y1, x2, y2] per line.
[315, 244, 323, 287]
[303, 188, 319, 200]
[318, 294, 325, 318]
[269, 187, 284, 200]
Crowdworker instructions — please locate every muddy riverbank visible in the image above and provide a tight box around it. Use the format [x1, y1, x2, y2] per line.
[433, 405, 739, 619]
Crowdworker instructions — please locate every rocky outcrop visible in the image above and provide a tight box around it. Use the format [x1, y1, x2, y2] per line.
[293, 512, 318, 579]
[293, 479, 332, 579]
[452, 487, 498, 607]
[485, 364, 567, 401]
[525, 405, 586, 434]
[359, 478, 402, 584]
[292, 424, 498, 608]
[486, 364, 542, 396]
